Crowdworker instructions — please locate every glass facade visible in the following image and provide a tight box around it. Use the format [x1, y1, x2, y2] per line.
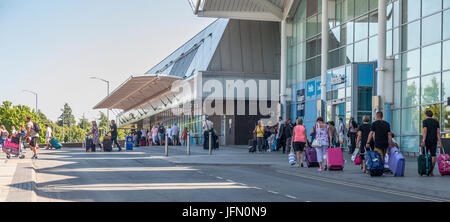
[287, 0, 450, 153]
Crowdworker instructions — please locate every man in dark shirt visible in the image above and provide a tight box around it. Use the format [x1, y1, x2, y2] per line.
[356, 116, 372, 173]
[421, 110, 443, 175]
[279, 119, 293, 153]
[109, 120, 122, 151]
[366, 111, 392, 162]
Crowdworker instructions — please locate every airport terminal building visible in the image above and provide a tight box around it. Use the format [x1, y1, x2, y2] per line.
[189, 0, 450, 153]
[94, 0, 450, 152]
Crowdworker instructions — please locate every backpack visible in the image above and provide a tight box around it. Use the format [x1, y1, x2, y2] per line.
[158, 126, 165, 134]
[366, 151, 384, 176]
[33, 122, 41, 133]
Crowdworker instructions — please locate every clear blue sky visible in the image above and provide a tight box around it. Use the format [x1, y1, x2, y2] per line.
[0, 0, 215, 122]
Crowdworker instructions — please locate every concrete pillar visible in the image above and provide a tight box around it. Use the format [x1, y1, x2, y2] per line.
[320, 0, 329, 109]
[377, 0, 387, 111]
[280, 19, 287, 121]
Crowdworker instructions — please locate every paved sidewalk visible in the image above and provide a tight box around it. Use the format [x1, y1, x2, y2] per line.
[0, 150, 37, 202]
[141, 145, 450, 201]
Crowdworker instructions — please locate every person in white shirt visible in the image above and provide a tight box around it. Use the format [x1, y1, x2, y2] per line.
[171, 123, 180, 146]
[166, 126, 172, 142]
[45, 124, 52, 149]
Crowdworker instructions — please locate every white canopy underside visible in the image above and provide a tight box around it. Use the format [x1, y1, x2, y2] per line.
[93, 75, 182, 111]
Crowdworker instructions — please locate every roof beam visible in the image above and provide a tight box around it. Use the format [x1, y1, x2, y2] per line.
[248, 0, 283, 20]
[198, 10, 281, 22]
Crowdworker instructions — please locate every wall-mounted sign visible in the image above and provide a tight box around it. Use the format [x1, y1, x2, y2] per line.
[316, 80, 322, 96]
[331, 75, 345, 85]
[297, 103, 305, 117]
[306, 80, 315, 98]
[296, 89, 305, 103]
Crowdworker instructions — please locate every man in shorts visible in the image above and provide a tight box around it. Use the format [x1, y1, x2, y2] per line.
[421, 110, 442, 176]
[26, 116, 40, 159]
[366, 112, 393, 162]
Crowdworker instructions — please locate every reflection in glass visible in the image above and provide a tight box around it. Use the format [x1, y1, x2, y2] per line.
[345, 44, 354, 63]
[392, 110, 400, 136]
[341, 22, 354, 45]
[421, 43, 441, 75]
[355, 0, 369, 17]
[402, 107, 420, 135]
[369, 0, 377, 11]
[306, 15, 318, 39]
[307, 0, 318, 18]
[306, 38, 320, 59]
[386, 3, 393, 30]
[421, 74, 441, 104]
[354, 40, 368, 62]
[422, 13, 442, 46]
[342, 0, 355, 22]
[443, 104, 450, 132]
[443, 71, 450, 100]
[330, 28, 340, 50]
[402, 78, 420, 107]
[402, 21, 420, 51]
[401, 49, 420, 79]
[355, 15, 369, 41]
[422, 0, 442, 16]
[401, 136, 419, 152]
[444, 41, 450, 71]
[402, 0, 421, 23]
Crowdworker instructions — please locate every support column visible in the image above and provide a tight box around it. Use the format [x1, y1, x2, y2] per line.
[320, 0, 329, 117]
[280, 19, 287, 120]
[377, 0, 387, 112]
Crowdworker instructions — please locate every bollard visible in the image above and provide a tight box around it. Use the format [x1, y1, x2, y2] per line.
[165, 135, 168, 156]
[209, 131, 212, 155]
[187, 132, 190, 156]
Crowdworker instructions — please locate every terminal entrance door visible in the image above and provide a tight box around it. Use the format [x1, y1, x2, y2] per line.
[332, 103, 345, 126]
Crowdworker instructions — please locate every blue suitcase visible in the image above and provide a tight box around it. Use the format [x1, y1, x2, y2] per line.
[388, 147, 405, 177]
[50, 138, 62, 149]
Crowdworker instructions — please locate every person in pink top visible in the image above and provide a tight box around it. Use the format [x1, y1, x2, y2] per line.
[291, 118, 307, 168]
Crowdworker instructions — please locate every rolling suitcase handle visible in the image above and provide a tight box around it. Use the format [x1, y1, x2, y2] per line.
[420, 145, 431, 176]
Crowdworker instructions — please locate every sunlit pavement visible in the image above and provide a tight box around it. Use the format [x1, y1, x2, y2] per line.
[5, 145, 450, 202]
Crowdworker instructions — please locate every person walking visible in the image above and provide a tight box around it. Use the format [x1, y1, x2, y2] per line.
[347, 117, 358, 154]
[45, 124, 52, 149]
[366, 112, 393, 162]
[88, 121, 102, 152]
[25, 117, 40, 159]
[0, 125, 9, 147]
[279, 119, 293, 154]
[172, 123, 180, 146]
[182, 128, 188, 146]
[253, 120, 265, 153]
[310, 117, 333, 171]
[158, 124, 165, 146]
[291, 118, 307, 167]
[421, 110, 443, 176]
[19, 125, 27, 149]
[328, 121, 339, 148]
[151, 125, 158, 145]
[356, 116, 372, 173]
[338, 118, 345, 149]
[10, 126, 17, 138]
[203, 116, 214, 150]
[109, 120, 122, 151]
[275, 116, 284, 151]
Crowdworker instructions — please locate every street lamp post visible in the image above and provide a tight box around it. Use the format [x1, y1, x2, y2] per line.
[90, 76, 110, 132]
[23, 90, 38, 121]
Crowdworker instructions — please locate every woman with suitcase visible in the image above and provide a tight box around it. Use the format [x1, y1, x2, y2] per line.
[87, 121, 102, 152]
[310, 117, 333, 171]
[291, 118, 307, 168]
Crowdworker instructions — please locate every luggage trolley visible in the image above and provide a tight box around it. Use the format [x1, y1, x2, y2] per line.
[2, 137, 25, 159]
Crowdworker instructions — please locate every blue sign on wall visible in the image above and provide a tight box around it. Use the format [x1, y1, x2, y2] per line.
[316, 80, 321, 96]
[306, 80, 315, 98]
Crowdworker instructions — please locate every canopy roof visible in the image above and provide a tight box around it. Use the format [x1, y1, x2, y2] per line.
[93, 75, 182, 111]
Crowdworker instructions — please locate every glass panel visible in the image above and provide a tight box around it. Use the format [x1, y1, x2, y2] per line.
[445, 40, 450, 70]
[394, 55, 401, 81]
[393, 0, 400, 28]
[386, 3, 393, 30]
[355, 0, 369, 17]
[401, 49, 420, 79]
[393, 109, 401, 136]
[401, 21, 420, 51]
[401, 136, 420, 152]
[306, 38, 319, 59]
[341, 22, 354, 45]
[386, 29, 393, 57]
[330, 28, 340, 50]
[446, 0, 450, 9]
[342, 0, 355, 22]
[443, 71, 450, 100]
[355, 15, 369, 41]
[402, 107, 420, 135]
[358, 87, 372, 111]
[422, 0, 442, 16]
[402, 0, 421, 23]
[338, 88, 346, 99]
[306, 15, 318, 39]
[344, 44, 353, 63]
[346, 86, 351, 98]
[328, 49, 340, 69]
[443, 103, 450, 133]
[393, 27, 400, 54]
[369, 10, 378, 36]
[294, 0, 307, 21]
[395, 82, 401, 107]
[370, 0, 378, 11]
[297, 43, 304, 63]
[445, 10, 450, 40]
[346, 65, 352, 86]
[422, 74, 442, 104]
[307, 0, 318, 17]
[336, 1, 342, 25]
[354, 39, 368, 62]
[422, 13, 442, 46]
[402, 78, 420, 107]
[369, 35, 378, 61]
[421, 43, 442, 75]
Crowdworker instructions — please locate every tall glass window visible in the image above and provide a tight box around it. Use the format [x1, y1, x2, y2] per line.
[445, 0, 450, 9]
[443, 71, 450, 100]
[422, 0, 442, 16]
[341, 22, 354, 45]
[421, 74, 441, 104]
[387, 3, 393, 30]
[354, 39, 368, 62]
[355, 0, 369, 17]
[444, 10, 450, 40]
[354, 15, 369, 41]
[402, 0, 421, 23]
[306, 15, 319, 39]
[401, 107, 420, 134]
[401, 49, 420, 79]
[345, 44, 354, 63]
[402, 21, 420, 51]
[422, 13, 442, 45]
[368, 36, 378, 61]
[307, 0, 318, 17]
[421, 43, 442, 75]
[402, 78, 420, 107]
[444, 40, 450, 70]
[342, 0, 355, 22]
[369, 10, 378, 36]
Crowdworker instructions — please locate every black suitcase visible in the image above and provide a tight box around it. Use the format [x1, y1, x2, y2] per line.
[103, 140, 113, 152]
[86, 138, 94, 152]
[248, 139, 257, 153]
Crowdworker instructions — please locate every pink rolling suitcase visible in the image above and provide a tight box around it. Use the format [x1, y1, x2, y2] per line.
[438, 148, 450, 176]
[327, 148, 344, 170]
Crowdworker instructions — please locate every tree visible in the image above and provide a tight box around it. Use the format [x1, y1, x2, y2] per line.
[77, 117, 92, 132]
[98, 111, 109, 136]
[422, 77, 440, 104]
[57, 103, 76, 127]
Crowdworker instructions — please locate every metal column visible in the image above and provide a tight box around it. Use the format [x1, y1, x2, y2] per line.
[280, 19, 287, 121]
[320, 0, 329, 119]
[376, 0, 387, 112]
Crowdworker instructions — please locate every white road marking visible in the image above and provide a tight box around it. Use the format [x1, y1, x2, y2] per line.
[267, 190, 279, 194]
[216, 176, 223, 179]
[285, 195, 297, 199]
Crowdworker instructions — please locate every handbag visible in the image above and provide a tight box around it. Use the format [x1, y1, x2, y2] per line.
[354, 155, 362, 165]
[351, 148, 360, 161]
[311, 124, 322, 148]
